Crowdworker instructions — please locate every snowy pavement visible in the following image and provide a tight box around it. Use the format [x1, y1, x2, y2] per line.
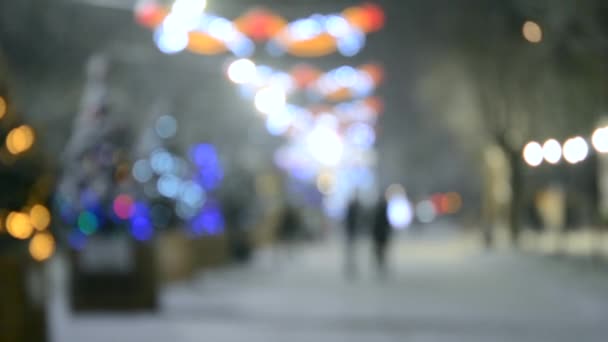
[50, 229, 608, 341]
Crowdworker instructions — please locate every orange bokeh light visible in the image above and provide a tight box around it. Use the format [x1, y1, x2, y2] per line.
[29, 232, 56, 262]
[281, 33, 338, 57]
[6, 212, 34, 240]
[187, 32, 229, 55]
[0, 96, 6, 119]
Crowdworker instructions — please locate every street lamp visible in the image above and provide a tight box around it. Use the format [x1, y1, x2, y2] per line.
[592, 127, 608, 153]
[542, 139, 562, 164]
[522, 20, 542, 43]
[563, 136, 589, 164]
[523, 141, 543, 167]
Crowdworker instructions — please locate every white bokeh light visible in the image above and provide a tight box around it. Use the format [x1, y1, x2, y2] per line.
[227, 59, 257, 84]
[388, 195, 413, 230]
[307, 126, 343, 166]
[132, 159, 153, 183]
[157, 174, 182, 198]
[592, 127, 608, 153]
[289, 17, 324, 40]
[208, 17, 238, 42]
[266, 109, 294, 136]
[254, 86, 286, 115]
[172, 0, 207, 16]
[523, 141, 543, 167]
[542, 139, 562, 164]
[155, 115, 178, 139]
[346, 122, 376, 148]
[180, 181, 206, 208]
[154, 26, 188, 54]
[415, 200, 436, 224]
[563, 136, 589, 164]
[326, 15, 351, 38]
[150, 149, 175, 174]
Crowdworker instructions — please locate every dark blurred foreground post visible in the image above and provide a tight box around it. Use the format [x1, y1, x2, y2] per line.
[0, 251, 48, 342]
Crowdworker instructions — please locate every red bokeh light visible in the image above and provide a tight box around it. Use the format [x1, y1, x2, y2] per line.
[236, 8, 287, 42]
[362, 3, 386, 32]
[290, 64, 321, 88]
[134, 3, 167, 28]
[113, 194, 135, 220]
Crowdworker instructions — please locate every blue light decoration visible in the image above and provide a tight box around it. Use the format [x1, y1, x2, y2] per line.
[129, 202, 155, 241]
[68, 230, 88, 251]
[189, 143, 224, 191]
[188, 200, 225, 237]
[336, 29, 365, 56]
[56, 195, 78, 223]
[80, 188, 102, 210]
[131, 216, 154, 241]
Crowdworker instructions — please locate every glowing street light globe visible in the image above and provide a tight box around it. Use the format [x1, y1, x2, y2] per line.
[522, 20, 542, 43]
[523, 141, 543, 167]
[542, 139, 562, 164]
[227, 58, 257, 84]
[563, 136, 589, 164]
[592, 127, 608, 153]
[254, 86, 286, 115]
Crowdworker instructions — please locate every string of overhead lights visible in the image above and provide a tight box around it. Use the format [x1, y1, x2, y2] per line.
[135, 0, 384, 57]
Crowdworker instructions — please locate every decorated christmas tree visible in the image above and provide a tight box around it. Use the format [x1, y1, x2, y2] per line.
[55, 54, 136, 249]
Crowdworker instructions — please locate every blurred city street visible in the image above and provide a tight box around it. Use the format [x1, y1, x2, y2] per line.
[51, 225, 608, 342]
[3, 1, 608, 341]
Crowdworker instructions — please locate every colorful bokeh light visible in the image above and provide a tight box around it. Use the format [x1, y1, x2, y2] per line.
[113, 194, 136, 219]
[29, 232, 56, 262]
[78, 211, 99, 235]
[29, 204, 51, 231]
[6, 212, 34, 240]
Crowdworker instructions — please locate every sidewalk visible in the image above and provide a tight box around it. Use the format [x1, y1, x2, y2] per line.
[51, 226, 608, 342]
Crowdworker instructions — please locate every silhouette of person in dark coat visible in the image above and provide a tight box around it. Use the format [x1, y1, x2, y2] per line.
[372, 196, 391, 275]
[344, 197, 360, 278]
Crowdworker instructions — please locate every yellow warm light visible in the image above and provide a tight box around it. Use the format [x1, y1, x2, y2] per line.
[30, 205, 51, 231]
[6, 125, 35, 155]
[29, 232, 55, 262]
[523, 20, 542, 43]
[6, 212, 34, 240]
[316, 172, 335, 195]
[0, 97, 6, 119]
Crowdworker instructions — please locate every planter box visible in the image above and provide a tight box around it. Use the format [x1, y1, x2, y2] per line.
[157, 231, 195, 283]
[192, 234, 230, 269]
[70, 236, 157, 312]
